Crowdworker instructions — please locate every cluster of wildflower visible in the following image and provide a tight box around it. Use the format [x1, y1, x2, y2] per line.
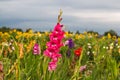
[64, 38, 74, 57]
[44, 23, 64, 71]
[8, 40, 15, 52]
[33, 43, 41, 55]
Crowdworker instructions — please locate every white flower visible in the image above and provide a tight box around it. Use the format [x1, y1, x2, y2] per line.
[92, 51, 95, 54]
[9, 42, 12, 46]
[12, 46, 15, 51]
[88, 45, 92, 49]
[116, 44, 118, 46]
[87, 43, 91, 46]
[106, 47, 109, 49]
[103, 46, 106, 49]
[87, 51, 90, 55]
[110, 46, 113, 49]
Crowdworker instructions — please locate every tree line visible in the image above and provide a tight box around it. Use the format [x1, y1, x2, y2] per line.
[0, 26, 118, 37]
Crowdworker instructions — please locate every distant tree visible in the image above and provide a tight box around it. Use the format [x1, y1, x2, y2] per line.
[68, 30, 73, 34]
[0, 26, 11, 32]
[75, 30, 80, 34]
[25, 28, 32, 32]
[87, 30, 99, 35]
[104, 29, 118, 37]
[16, 28, 23, 32]
[0, 26, 24, 32]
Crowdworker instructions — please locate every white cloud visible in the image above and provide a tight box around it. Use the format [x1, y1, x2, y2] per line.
[64, 9, 120, 22]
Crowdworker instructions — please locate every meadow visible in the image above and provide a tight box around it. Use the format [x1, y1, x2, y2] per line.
[0, 27, 119, 80]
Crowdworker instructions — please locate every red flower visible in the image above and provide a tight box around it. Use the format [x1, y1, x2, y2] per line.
[74, 47, 82, 56]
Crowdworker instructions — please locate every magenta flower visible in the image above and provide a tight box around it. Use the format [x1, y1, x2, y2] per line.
[65, 38, 74, 57]
[66, 49, 71, 57]
[47, 41, 59, 50]
[54, 23, 63, 32]
[48, 61, 57, 71]
[68, 39, 74, 48]
[64, 40, 69, 46]
[80, 65, 87, 72]
[44, 48, 58, 58]
[33, 43, 40, 55]
[64, 38, 74, 48]
[51, 53, 61, 62]
[44, 23, 64, 71]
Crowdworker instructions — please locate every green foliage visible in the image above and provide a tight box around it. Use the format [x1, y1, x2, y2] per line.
[104, 29, 118, 37]
[0, 26, 11, 32]
[0, 30, 120, 80]
[0, 26, 23, 32]
[87, 30, 99, 35]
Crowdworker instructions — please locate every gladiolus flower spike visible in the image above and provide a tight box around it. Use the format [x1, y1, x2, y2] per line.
[33, 43, 40, 55]
[44, 10, 65, 71]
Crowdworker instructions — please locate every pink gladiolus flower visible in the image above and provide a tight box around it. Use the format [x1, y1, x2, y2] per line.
[54, 23, 62, 31]
[48, 61, 57, 71]
[51, 53, 61, 59]
[47, 41, 59, 49]
[33, 43, 40, 55]
[44, 47, 58, 58]
[51, 53, 61, 62]
[44, 23, 65, 71]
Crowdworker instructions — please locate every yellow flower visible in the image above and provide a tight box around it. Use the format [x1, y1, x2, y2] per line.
[0, 32, 2, 36]
[88, 33, 92, 38]
[15, 36, 19, 39]
[17, 31, 22, 35]
[45, 31, 49, 36]
[102, 36, 105, 40]
[26, 40, 36, 53]
[95, 34, 98, 37]
[37, 32, 41, 37]
[28, 29, 33, 34]
[75, 34, 79, 39]
[9, 31, 12, 34]
[18, 43, 24, 59]
[107, 33, 111, 39]
[118, 38, 120, 44]
[15, 31, 23, 39]
[24, 44, 27, 48]
[65, 31, 69, 37]
[83, 31, 87, 35]
[79, 34, 85, 39]
[118, 48, 120, 54]
[2, 32, 10, 39]
[13, 29, 16, 33]
[4, 32, 9, 36]
[112, 36, 116, 40]
[23, 32, 27, 37]
[69, 33, 73, 37]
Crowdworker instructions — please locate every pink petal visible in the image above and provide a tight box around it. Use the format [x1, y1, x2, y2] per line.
[48, 61, 57, 71]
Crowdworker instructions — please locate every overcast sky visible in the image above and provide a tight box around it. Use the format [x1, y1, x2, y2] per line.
[0, 0, 120, 34]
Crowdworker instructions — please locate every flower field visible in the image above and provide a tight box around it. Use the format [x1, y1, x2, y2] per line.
[0, 11, 120, 80]
[0, 28, 120, 80]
